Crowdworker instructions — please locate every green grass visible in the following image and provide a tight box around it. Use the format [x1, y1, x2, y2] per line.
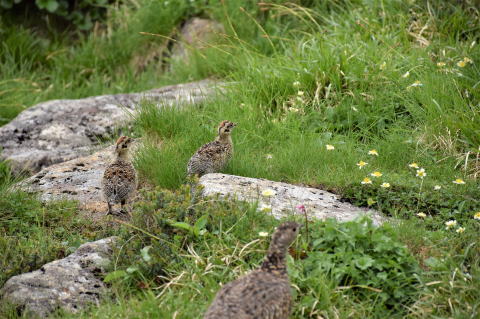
[1, 0, 480, 318]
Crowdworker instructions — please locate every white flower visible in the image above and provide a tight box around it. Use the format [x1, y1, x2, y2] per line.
[434, 185, 441, 190]
[297, 91, 304, 96]
[266, 154, 273, 159]
[445, 220, 457, 230]
[402, 71, 410, 78]
[452, 178, 465, 185]
[416, 168, 426, 178]
[258, 231, 269, 237]
[456, 227, 465, 234]
[371, 171, 383, 177]
[380, 182, 390, 188]
[258, 204, 272, 213]
[408, 163, 419, 169]
[361, 177, 372, 185]
[293, 81, 301, 87]
[417, 212, 426, 218]
[262, 189, 276, 197]
[326, 144, 335, 151]
[379, 61, 386, 70]
[368, 149, 379, 156]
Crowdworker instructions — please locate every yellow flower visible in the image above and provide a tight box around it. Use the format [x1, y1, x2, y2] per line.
[473, 212, 480, 220]
[445, 220, 457, 229]
[356, 161, 368, 169]
[262, 189, 276, 197]
[368, 149, 379, 156]
[380, 61, 386, 70]
[456, 227, 465, 234]
[259, 204, 272, 213]
[436, 62, 446, 67]
[453, 178, 465, 185]
[417, 212, 426, 218]
[402, 71, 410, 78]
[326, 144, 335, 151]
[457, 60, 466, 68]
[258, 231, 269, 237]
[380, 182, 390, 188]
[408, 162, 419, 169]
[416, 168, 426, 178]
[371, 171, 383, 177]
[361, 177, 372, 185]
[434, 185, 441, 190]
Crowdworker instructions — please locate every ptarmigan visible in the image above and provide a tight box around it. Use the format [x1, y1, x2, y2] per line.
[187, 120, 236, 177]
[204, 221, 301, 319]
[102, 136, 137, 215]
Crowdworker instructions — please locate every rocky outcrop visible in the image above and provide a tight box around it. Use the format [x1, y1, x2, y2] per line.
[21, 145, 118, 215]
[171, 18, 225, 61]
[0, 79, 219, 174]
[0, 237, 118, 318]
[199, 173, 384, 225]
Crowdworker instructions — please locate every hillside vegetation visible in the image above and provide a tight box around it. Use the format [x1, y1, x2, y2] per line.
[1, 0, 479, 318]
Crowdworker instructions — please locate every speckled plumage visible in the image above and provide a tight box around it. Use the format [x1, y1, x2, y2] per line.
[188, 120, 236, 176]
[102, 136, 137, 214]
[204, 221, 301, 319]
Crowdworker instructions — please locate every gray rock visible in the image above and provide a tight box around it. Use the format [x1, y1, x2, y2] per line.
[0, 79, 219, 174]
[199, 173, 384, 225]
[171, 18, 225, 61]
[0, 237, 118, 317]
[21, 145, 116, 215]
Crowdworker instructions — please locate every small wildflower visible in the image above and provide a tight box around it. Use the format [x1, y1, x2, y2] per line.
[293, 81, 301, 87]
[408, 162, 419, 169]
[456, 227, 465, 234]
[240, 103, 245, 108]
[326, 144, 335, 151]
[463, 57, 472, 64]
[259, 204, 272, 213]
[437, 62, 446, 67]
[266, 154, 273, 159]
[356, 161, 368, 169]
[289, 107, 300, 113]
[445, 220, 457, 230]
[457, 60, 467, 68]
[408, 80, 423, 88]
[473, 212, 480, 220]
[402, 71, 410, 78]
[361, 177, 372, 185]
[258, 231, 269, 237]
[416, 168, 426, 178]
[417, 212, 427, 218]
[296, 204, 306, 213]
[351, 106, 358, 112]
[297, 91, 304, 96]
[380, 182, 390, 188]
[371, 171, 383, 177]
[380, 61, 386, 70]
[452, 178, 465, 185]
[262, 189, 276, 197]
[368, 149, 379, 156]
[434, 185, 442, 190]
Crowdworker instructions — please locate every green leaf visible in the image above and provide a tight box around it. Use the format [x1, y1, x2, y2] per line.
[354, 256, 375, 270]
[140, 246, 152, 263]
[104, 270, 127, 283]
[193, 214, 208, 236]
[170, 222, 193, 232]
[35, 0, 59, 12]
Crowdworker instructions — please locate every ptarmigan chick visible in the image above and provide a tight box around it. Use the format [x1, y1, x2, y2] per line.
[187, 120, 236, 177]
[204, 221, 301, 319]
[102, 136, 137, 215]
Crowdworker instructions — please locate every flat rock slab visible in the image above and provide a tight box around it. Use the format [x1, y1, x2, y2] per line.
[0, 237, 117, 318]
[0, 79, 219, 174]
[199, 174, 384, 225]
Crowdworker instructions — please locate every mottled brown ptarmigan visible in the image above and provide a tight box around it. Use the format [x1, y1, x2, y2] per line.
[187, 120, 236, 177]
[102, 136, 137, 215]
[204, 221, 301, 319]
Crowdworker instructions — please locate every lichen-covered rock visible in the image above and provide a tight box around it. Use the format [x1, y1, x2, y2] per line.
[171, 18, 225, 61]
[199, 173, 384, 225]
[0, 79, 219, 174]
[0, 237, 118, 318]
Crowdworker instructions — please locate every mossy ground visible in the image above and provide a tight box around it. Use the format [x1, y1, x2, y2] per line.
[1, 0, 479, 318]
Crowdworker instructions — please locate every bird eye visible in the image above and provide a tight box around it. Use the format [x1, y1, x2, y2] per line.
[292, 228, 296, 232]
